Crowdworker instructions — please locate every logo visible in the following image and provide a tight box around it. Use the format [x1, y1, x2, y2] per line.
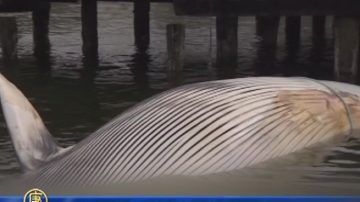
[23, 188, 48, 202]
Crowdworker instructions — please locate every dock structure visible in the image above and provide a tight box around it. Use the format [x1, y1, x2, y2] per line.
[1, 0, 360, 82]
[174, 0, 360, 82]
[0, 0, 170, 63]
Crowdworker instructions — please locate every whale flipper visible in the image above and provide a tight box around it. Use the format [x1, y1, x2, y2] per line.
[0, 74, 68, 171]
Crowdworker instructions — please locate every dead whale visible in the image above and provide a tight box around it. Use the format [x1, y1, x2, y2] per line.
[0, 74, 359, 193]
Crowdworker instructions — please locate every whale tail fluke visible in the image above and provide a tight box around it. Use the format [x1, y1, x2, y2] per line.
[0, 73, 67, 171]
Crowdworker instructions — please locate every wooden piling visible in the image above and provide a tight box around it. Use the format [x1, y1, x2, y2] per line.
[134, 0, 150, 51]
[174, 0, 360, 17]
[81, 0, 98, 59]
[312, 16, 326, 46]
[256, 16, 280, 48]
[285, 16, 301, 49]
[334, 17, 360, 82]
[255, 16, 280, 74]
[33, 0, 51, 68]
[0, 17, 17, 63]
[216, 14, 238, 70]
[167, 24, 185, 72]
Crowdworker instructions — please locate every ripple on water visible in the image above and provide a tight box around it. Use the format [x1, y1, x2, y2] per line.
[0, 2, 359, 193]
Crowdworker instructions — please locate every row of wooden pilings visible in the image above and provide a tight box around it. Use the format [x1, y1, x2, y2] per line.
[169, 15, 360, 83]
[166, 16, 329, 76]
[0, 0, 358, 83]
[0, 0, 151, 64]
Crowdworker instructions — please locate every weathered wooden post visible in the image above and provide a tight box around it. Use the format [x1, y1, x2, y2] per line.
[33, 0, 51, 69]
[167, 24, 185, 72]
[134, 0, 150, 51]
[216, 13, 238, 73]
[255, 16, 280, 74]
[285, 16, 301, 49]
[81, 0, 98, 60]
[167, 24, 185, 86]
[312, 16, 326, 46]
[0, 17, 17, 63]
[334, 17, 360, 82]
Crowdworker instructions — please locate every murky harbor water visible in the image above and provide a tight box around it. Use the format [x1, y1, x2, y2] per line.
[0, 2, 359, 194]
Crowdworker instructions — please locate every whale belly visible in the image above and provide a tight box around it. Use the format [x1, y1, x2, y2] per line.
[25, 77, 354, 188]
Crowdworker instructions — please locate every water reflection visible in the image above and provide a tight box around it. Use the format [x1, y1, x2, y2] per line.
[302, 138, 360, 185]
[284, 18, 301, 66]
[167, 70, 184, 87]
[82, 51, 99, 72]
[215, 17, 238, 79]
[130, 48, 150, 91]
[282, 19, 302, 76]
[254, 16, 279, 76]
[312, 16, 327, 48]
[307, 33, 332, 80]
[0, 2, 359, 192]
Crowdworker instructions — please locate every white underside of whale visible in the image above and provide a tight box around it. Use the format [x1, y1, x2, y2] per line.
[0, 74, 360, 193]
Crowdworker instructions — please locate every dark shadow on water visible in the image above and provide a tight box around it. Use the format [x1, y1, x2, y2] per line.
[167, 71, 184, 88]
[281, 33, 302, 77]
[324, 138, 360, 169]
[284, 25, 301, 65]
[33, 33, 52, 73]
[307, 40, 334, 80]
[215, 64, 237, 80]
[302, 138, 360, 182]
[129, 48, 150, 93]
[82, 53, 99, 72]
[253, 36, 333, 81]
[253, 16, 280, 76]
[254, 43, 279, 76]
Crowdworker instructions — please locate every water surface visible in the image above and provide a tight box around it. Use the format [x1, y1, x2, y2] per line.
[0, 2, 359, 194]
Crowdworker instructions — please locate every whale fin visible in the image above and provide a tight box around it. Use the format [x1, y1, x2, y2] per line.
[0, 74, 66, 171]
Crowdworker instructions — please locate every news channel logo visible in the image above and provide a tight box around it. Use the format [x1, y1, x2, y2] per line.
[23, 188, 48, 202]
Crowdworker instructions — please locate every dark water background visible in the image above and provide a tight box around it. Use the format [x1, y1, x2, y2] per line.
[0, 2, 359, 193]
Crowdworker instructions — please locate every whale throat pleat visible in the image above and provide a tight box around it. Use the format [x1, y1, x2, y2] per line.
[32, 77, 354, 187]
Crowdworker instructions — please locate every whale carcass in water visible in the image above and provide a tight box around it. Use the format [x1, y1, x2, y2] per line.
[0, 74, 360, 193]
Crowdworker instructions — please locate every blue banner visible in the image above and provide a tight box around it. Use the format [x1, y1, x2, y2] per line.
[3, 196, 360, 202]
